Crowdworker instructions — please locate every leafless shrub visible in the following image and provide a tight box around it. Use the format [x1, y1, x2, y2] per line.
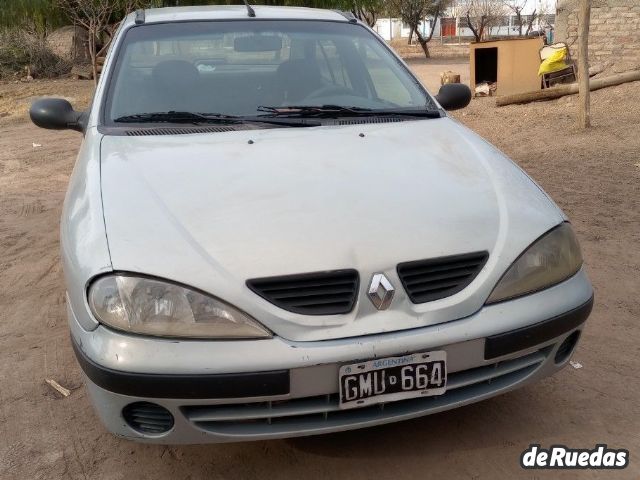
[0, 27, 71, 79]
[387, 0, 449, 58]
[458, 0, 507, 42]
[55, 0, 150, 85]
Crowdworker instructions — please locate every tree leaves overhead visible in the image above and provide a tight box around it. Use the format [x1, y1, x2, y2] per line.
[0, 0, 386, 30]
[0, 0, 67, 32]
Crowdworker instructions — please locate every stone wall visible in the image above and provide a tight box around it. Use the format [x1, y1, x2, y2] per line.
[555, 0, 640, 72]
[46, 26, 90, 64]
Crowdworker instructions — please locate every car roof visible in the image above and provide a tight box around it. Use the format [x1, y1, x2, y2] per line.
[125, 5, 350, 25]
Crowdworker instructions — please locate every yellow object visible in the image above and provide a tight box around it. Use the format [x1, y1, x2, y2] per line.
[538, 48, 568, 75]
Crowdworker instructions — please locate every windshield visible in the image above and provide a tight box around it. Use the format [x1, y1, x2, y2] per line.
[104, 20, 434, 122]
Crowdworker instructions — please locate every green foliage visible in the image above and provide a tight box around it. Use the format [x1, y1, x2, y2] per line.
[147, 0, 374, 9]
[0, 0, 383, 24]
[0, 0, 386, 31]
[0, 0, 67, 32]
[149, 0, 384, 26]
[0, 0, 386, 77]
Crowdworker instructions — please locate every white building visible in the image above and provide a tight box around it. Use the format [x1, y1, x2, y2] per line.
[374, 0, 556, 42]
[374, 18, 432, 41]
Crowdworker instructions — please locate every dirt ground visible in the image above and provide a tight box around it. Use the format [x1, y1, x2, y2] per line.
[1, 60, 639, 480]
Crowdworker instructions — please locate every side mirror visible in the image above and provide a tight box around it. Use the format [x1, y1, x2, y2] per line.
[435, 83, 472, 111]
[30, 98, 88, 133]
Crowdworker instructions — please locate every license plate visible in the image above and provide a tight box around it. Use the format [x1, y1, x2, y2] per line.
[338, 351, 447, 409]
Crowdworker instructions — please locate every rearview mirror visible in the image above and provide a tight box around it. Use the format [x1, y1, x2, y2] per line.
[234, 35, 283, 52]
[30, 98, 88, 133]
[435, 83, 472, 111]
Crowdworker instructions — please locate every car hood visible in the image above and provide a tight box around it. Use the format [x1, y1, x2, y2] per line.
[100, 118, 564, 341]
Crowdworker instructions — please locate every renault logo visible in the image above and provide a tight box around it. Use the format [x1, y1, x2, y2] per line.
[367, 273, 395, 310]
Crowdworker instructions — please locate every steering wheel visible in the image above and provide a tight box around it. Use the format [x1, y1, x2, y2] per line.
[304, 85, 355, 100]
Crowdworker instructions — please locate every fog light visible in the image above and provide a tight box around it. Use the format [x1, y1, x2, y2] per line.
[122, 402, 174, 434]
[555, 330, 581, 364]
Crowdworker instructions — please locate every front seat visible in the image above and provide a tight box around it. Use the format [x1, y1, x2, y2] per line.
[151, 60, 203, 112]
[274, 59, 323, 104]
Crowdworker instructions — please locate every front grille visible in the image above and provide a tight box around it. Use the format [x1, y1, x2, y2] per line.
[125, 126, 235, 136]
[247, 270, 359, 315]
[397, 251, 488, 304]
[182, 348, 547, 437]
[122, 402, 174, 434]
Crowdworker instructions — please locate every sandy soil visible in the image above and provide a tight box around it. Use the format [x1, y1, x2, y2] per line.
[405, 58, 470, 92]
[0, 79, 94, 120]
[0, 63, 639, 480]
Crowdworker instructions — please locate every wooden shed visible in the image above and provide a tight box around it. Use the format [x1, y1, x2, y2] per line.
[469, 37, 544, 96]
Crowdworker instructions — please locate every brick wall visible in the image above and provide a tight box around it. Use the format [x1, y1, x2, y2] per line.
[555, 0, 640, 72]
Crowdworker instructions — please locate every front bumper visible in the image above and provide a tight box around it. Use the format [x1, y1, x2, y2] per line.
[69, 269, 593, 444]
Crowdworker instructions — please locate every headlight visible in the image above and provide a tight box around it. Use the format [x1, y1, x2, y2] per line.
[486, 223, 583, 304]
[88, 274, 271, 339]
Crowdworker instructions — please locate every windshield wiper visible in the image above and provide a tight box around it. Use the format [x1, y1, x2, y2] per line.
[257, 105, 372, 116]
[115, 106, 441, 125]
[257, 105, 442, 118]
[114, 111, 242, 124]
[114, 111, 319, 127]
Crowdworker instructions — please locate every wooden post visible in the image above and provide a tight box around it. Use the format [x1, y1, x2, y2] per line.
[578, 0, 591, 128]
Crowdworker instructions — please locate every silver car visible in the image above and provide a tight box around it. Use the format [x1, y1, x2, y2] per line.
[31, 5, 593, 444]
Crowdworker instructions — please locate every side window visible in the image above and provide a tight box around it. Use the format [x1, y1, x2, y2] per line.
[359, 41, 413, 106]
[315, 40, 352, 89]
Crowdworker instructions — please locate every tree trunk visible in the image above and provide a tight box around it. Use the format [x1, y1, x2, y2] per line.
[414, 6, 440, 60]
[495, 70, 640, 106]
[478, 16, 486, 41]
[364, 11, 377, 27]
[516, 12, 523, 36]
[525, 10, 536, 36]
[351, 6, 376, 27]
[88, 25, 98, 86]
[466, 12, 481, 42]
[427, 6, 441, 43]
[97, 24, 116, 59]
[415, 30, 430, 58]
[578, 0, 591, 128]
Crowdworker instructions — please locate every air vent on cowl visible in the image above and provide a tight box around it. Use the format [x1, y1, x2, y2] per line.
[125, 126, 235, 136]
[336, 117, 405, 125]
